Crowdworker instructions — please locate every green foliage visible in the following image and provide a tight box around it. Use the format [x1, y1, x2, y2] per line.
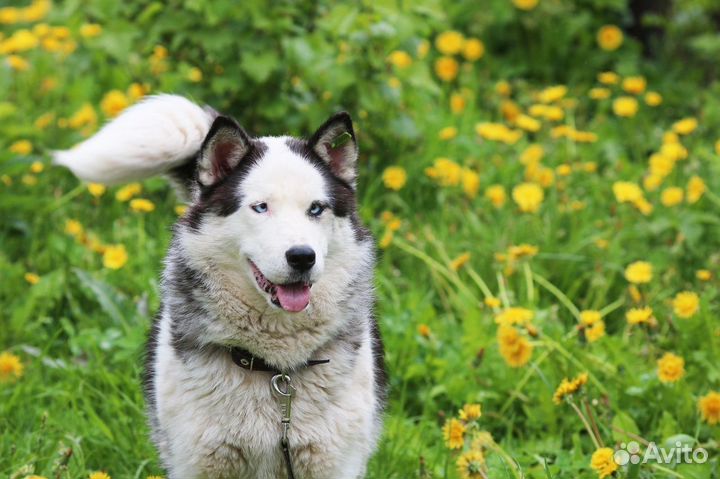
[2, 0, 720, 478]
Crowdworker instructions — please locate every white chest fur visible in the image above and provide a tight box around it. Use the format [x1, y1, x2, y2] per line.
[152, 311, 381, 479]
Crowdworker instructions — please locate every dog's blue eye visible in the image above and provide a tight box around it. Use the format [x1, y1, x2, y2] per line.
[251, 202, 268, 213]
[308, 202, 325, 217]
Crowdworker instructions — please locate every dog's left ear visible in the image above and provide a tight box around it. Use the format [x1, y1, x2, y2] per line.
[308, 112, 358, 186]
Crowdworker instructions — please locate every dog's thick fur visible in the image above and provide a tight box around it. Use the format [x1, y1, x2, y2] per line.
[55, 95, 386, 479]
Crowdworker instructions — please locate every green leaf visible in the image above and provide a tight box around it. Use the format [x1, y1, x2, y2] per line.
[611, 411, 640, 444]
[240, 52, 280, 83]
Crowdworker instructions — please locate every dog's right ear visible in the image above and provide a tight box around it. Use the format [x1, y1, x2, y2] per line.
[198, 116, 251, 186]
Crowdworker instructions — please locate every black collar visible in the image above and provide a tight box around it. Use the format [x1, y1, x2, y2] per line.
[230, 347, 330, 374]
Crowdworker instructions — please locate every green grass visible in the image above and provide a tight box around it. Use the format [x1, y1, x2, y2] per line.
[3, 1, 720, 478]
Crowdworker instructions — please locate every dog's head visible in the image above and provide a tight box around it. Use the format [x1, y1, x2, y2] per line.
[178, 112, 369, 315]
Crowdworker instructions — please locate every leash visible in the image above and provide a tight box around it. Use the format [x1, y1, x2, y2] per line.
[230, 347, 329, 479]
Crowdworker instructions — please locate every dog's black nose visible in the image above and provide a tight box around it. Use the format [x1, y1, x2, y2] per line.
[286, 245, 316, 272]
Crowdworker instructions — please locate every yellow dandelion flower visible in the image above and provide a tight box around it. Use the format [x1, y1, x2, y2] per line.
[687, 176, 706, 204]
[622, 76, 646, 94]
[456, 449, 485, 479]
[626, 306, 653, 325]
[100, 90, 129, 118]
[435, 56, 459, 82]
[438, 126, 458, 140]
[585, 321, 605, 342]
[495, 80, 512, 97]
[512, 182, 544, 213]
[580, 310, 601, 326]
[643, 174, 662, 191]
[0, 351, 23, 381]
[648, 153, 675, 178]
[6, 55, 30, 71]
[64, 219, 84, 238]
[515, 114, 541, 132]
[612, 96, 638, 117]
[589, 87, 610, 100]
[520, 144, 544, 165]
[187, 67, 203, 83]
[382, 166, 407, 191]
[629, 285, 644, 304]
[556, 164, 572, 176]
[645, 91, 662, 106]
[89, 473, 111, 479]
[672, 117, 698, 135]
[512, 0, 539, 11]
[68, 103, 98, 130]
[537, 85, 567, 104]
[461, 168, 480, 198]
[459, 403, 482, 422]
[658, 352, 685, 383]
[672, 291, 699, 319]
[485, 184, 506, 208]
[612, 181, 643, 203]
[598, 71, 619, 85]
[387, 50, 412, 69]
[103, 244, 128, 270]
[625, 261, 652, 284]
[10, 140, 32, 155]
[417, 324, 431, 338]
[660, 187, 684, 207]
[484, 296, 501, 308]
[79, 23, 102, 38]
[34, 112, 55, 129]
[699, 391, 720, 425]
[127, 83, 150, 102]
[449, 252, 471, 271]
[87, 183, 106, 198]
[696, 269, 711, 281]
[450, 92, 466, 114]
[500, 100, 521, 122]
[495, 307, 534, 326]
[378, 229, 393, 249]
[597, 25, 623, 51]
[425, 158, 462, 186]
[660, 142, 688, 161]
[508, 244, 538, 261]
[442, 418, 466, 449]
[462, 38, 484, 61]
[129, 198, 156, 213]
[24, 272, 40, 285]
[435, 31, 464, 55]
[475, 122, 522, 144]
[30, 161, 44, 174]
[590, 447, 619, 478]
[498, 325, 533, 367]
[115, 182, 142, 202]
[553, 372, 588, 404]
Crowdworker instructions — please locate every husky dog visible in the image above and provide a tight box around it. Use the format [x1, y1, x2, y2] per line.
[54, 95, 386, 479]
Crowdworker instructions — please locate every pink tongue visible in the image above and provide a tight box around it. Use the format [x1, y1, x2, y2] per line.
[276, 283, 311, 312]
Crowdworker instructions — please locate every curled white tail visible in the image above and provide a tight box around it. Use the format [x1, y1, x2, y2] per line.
[53, 94, 214, 185]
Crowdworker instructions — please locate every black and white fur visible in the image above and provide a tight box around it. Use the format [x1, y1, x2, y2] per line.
[54, 95, 387, 479]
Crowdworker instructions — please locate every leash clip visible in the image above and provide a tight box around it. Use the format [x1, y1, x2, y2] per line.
[271, 374, 295, 443]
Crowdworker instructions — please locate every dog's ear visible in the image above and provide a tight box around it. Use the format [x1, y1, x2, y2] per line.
[198, 116, 251, 186]
[308, 112, 358, 186]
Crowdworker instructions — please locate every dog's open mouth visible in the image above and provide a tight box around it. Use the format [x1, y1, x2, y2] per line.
[249, 260, 311, 313]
